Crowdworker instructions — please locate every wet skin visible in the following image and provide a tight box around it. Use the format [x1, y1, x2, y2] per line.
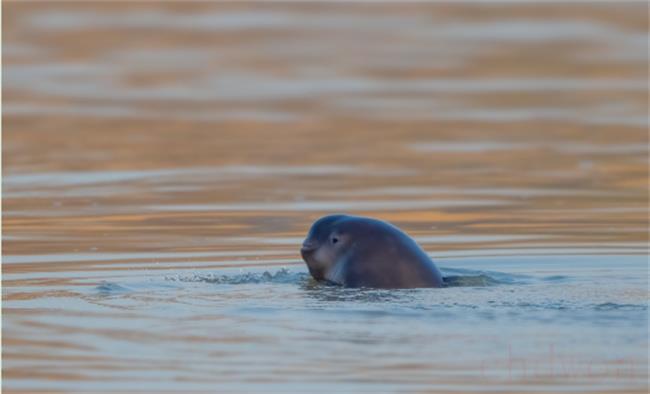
[300, 215, 444, 289]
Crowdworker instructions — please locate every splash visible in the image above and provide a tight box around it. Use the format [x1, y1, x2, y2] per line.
[163, 267, 520, 288]
[164, 268, 310, 285]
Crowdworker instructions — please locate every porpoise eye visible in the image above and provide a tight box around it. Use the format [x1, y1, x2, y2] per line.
[332, 237, 339, 244]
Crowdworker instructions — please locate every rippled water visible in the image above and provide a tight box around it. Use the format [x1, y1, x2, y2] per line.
[3, 2, 648, 393]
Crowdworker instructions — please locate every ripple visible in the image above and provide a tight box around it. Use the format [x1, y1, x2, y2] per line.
[95, 281, 132, 295]
[2, 165, 373, 188]
[409, 141, 649, 154]
[593, 302, 648, 311]
[2, 251, 290, 265]
[149, 199, 508, 212]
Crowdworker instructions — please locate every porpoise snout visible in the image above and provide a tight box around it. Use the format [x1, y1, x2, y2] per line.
[301, 239, 318, 252]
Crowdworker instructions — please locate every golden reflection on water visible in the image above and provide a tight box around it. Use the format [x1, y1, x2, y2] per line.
[2, 1, 649, 393]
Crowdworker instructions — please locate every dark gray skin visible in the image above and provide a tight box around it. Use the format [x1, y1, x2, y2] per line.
[300, 214, 444, 289]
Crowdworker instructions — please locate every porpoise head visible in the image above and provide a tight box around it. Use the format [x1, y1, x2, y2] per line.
[300, 214, 352, 281]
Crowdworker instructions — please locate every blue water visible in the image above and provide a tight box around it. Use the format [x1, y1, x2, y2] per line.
[5, 253, 645, 392]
